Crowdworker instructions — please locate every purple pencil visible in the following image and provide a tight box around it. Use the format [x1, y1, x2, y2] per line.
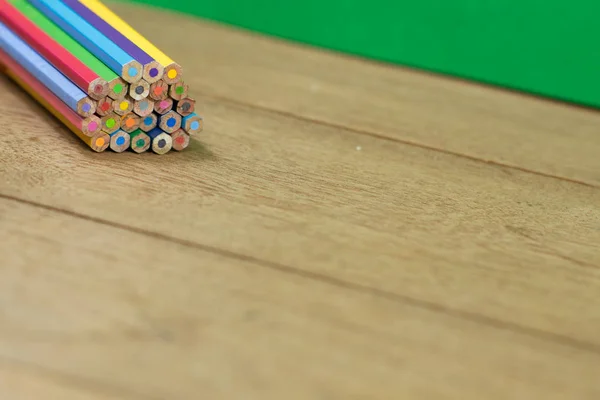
[61, 0, 164, 84]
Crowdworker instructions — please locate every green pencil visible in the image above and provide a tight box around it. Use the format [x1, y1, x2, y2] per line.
[129, 129, 151, 153]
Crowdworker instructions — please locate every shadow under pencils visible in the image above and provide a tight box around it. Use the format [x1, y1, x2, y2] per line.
[184, 136, 216, 161]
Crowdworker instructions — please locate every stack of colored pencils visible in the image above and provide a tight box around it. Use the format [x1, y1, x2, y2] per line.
[0, 0, 203, 154]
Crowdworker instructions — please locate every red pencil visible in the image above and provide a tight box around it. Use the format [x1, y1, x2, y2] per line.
[0, 0, 109, 100]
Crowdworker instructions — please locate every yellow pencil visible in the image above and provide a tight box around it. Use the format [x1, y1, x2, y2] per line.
[78, 0, 183, 85]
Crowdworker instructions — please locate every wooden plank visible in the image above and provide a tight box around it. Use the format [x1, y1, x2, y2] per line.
[1, 198, 600, 399]
[0, 73, 599, 349]
[106, 2, 600, 186]
[0, 359, 123, 400]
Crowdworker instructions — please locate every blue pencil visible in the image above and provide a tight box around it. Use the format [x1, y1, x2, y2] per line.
[146, 127, 172, 155]
[109, 129, 130, 153]
[27, 0, 143, 84]
[182, 113, 203, 135]
[139, 113, 158, 132]
[0, 21, 96, 117]
[158, 110, 181, 134]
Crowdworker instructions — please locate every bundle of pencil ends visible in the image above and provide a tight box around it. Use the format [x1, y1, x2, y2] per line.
[0, 0, 203, 154]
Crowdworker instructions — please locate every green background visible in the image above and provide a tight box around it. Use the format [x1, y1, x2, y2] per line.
[124, 0, 600, 108]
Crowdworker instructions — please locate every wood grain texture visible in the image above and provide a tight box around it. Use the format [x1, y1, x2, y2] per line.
[1, 198, 600, 399]
[107, 2, 600, 186]
[0, 359, 123, 400]
[1, 3, 600, 398]
[1, 74, 600, 348]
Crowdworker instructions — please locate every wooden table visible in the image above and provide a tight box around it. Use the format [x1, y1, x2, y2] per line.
[1, 3, 600, 398]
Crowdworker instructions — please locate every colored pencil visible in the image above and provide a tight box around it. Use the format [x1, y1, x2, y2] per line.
[78, 0, 183, 85]
[7, 0, 127, 100]
[139, 113, 158, 132]
[149, 80, 168, 101]
[112, 95, 134, 116]
[133, 98, 154, 117]
[100, 112, 121, 134]
[169, 82, 188, 101]
[175, 97, 196, 117]
[129, 79, 150, 101]
[154, 98, 173, 115]
[27, 0, 143, 83]
[158, 110, 181, 134]
[109, 129, 130, 153]
[146, 127, 172, 155]
[106, 78, 128, 101]
[96, 96, 113, 117]
[170, 129, 190, 152]
[0, 49, 108, 151]
[0, 0, 108, 100]
[61, 0, 164, 84]
[182, 113, 203, 135]
[2, 0, 202, 154]
[129, 129, 151, 153]
[120, 112, 141, 133]
[0, 21, 96, 117]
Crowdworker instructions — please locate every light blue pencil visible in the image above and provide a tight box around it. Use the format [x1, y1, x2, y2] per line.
[0, 21, 96, 117]
[181, 113, 203, 135]
[27, 0, 143, 84]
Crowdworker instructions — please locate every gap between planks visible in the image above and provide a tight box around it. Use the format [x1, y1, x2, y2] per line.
[3, 197, 600, 399]
[2, 70, 598, 190]
[2, 191, 600, 357]
[205, 93, 600, 190]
